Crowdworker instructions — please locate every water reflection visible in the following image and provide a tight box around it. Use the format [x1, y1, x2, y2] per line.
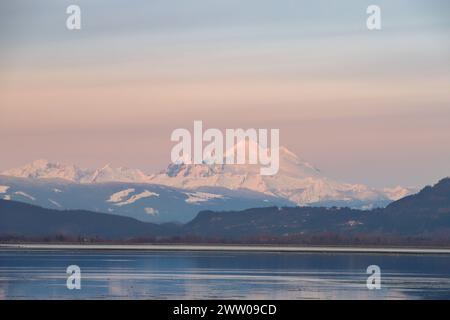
[0, 250, 449, 299]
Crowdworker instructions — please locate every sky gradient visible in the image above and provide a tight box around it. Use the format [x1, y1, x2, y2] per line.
[0, 0, 449, 188]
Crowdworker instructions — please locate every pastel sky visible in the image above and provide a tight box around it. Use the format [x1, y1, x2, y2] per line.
[0, 0, 449, 188]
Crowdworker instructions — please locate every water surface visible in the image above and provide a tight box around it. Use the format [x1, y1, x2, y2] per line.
[0, 249, 449, 299]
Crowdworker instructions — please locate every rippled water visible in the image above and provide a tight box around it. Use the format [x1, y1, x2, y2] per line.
[0, 249, 449, 299]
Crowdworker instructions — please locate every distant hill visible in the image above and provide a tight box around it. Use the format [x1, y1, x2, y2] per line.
[385, 177, 450, 214]
[0, 199, 178, 240]
[1, 178, 449, 245]
[187, 178, 450, 240]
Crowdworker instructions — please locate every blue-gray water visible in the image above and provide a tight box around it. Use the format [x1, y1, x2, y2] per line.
[0, 249, 449, 299]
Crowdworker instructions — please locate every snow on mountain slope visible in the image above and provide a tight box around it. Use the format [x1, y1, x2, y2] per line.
[89, 164, 149, 183]
[2, 159, 93, 182]
[1, 143, 415, 209]
[144, 207, 159, 216]
[149, 143, 402, 207]
[113, 190, 159, 207]
[185, 192, 225, 204]
[383, 186, 417, 201]
[2, 159, 150, 184]
[107, 188, 136, 203]
[14, 191, 36, 201]
[48, 198, 62, 208]
[0, 175, 292, 223]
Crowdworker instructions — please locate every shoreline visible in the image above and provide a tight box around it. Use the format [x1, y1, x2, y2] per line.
[1, 243, 450, 254]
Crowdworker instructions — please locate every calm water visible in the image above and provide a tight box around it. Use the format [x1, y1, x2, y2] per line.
[0, 249, 449, 299]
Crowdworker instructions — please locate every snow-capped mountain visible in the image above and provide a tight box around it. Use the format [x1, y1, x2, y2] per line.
[149, 141, 413, 207]
[1, 143, 416, 221]
[2, 159, 150, 184]
[2, 159, 93, 182]
[382, 186, 415, 201]
[89, 164, 149, 183]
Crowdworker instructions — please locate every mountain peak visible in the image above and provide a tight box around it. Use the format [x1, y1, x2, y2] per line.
[1, 160, 150, 184]
[89, 164, 149, 183]
[30, 159, 51, 167]
[149, 145, 394, 206]
[1, 159, 86, 182]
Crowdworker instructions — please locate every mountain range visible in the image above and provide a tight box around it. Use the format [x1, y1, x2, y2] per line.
[1, 178, 449, 244]
[0, 144, 415, 223]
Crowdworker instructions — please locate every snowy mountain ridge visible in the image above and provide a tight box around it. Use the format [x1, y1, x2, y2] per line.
[2, 159, 150, 184]
[1, 144, 415, 207]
